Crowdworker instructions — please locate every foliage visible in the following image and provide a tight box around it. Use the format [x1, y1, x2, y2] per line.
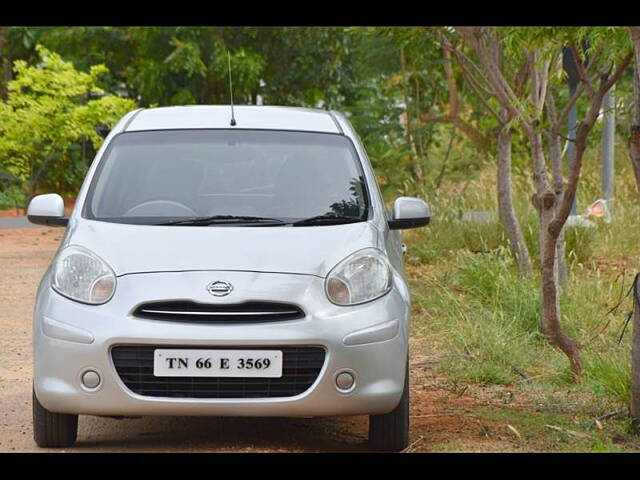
[0, 45, 137, 199]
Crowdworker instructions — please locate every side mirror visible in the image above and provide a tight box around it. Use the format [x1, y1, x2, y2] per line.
[388, 196, 430, 230]
[27, 194, 68, 227]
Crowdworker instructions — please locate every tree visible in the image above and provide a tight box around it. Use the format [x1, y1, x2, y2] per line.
[0, 45, 138, 202]
[628, 28, 640, 428]
[17, 27, 358, 110]
[23, 27, 265, 107]
[0, 27, 9, 100]
[630, 27, 640, 204]
[343, 27, 474, 196]
[436, 30, 533, 275]
[457, 27, 632, 378]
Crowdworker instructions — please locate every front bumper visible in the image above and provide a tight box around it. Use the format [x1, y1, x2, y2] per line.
[33, 270, 409, 417]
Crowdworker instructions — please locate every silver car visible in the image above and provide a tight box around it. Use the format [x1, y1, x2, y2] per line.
[27, 106, 430, 451]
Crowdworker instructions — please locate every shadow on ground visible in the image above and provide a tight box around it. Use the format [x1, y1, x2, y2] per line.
[68, 415, 370, 452]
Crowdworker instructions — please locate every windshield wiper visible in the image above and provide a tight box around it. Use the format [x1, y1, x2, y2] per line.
[157, 215, 287, 226]
[291, 214, 363, 227]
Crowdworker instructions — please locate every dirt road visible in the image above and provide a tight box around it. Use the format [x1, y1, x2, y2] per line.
[0, 225, 520, 452]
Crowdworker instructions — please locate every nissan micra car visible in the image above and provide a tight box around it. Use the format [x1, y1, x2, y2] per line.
[27, 105, 430, 451]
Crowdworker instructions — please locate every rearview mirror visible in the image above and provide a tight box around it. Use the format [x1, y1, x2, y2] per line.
[388, 196, 430, 230]
[27, 193, 68, 227]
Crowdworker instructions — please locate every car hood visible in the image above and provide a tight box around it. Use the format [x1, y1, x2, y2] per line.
[63, 219, 382, 277]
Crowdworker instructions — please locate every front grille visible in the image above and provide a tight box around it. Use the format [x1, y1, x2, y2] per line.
[111, 345, 325, 399]
[132, 301, 305, 323]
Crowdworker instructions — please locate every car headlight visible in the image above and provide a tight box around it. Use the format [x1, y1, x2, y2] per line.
[52, 245, 116, 304]
[325, 248, 392, 306]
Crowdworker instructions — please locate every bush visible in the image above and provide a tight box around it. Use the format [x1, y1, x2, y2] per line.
[0, 185, 26, 211]
[0, 45, 138, 198]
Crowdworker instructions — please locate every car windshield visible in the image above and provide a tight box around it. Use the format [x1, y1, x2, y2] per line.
[83, 129, 369, 225]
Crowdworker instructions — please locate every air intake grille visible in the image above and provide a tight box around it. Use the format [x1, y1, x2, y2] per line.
[111, 345, 325, 399]
[132, 301, 305, 323]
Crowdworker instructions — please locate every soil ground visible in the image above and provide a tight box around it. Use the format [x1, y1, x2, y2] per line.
[0, 225, 542, 452]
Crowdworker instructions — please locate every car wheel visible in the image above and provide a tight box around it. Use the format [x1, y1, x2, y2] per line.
[32, 387, 78, 448]
[368, 359, 409, 452]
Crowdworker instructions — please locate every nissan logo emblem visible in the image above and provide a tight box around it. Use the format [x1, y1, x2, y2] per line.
[207, 281, 233, 297]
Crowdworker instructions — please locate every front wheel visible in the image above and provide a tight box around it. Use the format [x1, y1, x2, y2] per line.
[32, 388, 78, 448]
[368, 360, 409, 452]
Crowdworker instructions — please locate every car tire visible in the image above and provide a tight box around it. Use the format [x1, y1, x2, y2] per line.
[368, 359, 410, 452]
[32, 387, 78, 448]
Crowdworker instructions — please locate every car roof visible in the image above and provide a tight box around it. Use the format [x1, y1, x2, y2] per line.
[124, 105, 342, 134]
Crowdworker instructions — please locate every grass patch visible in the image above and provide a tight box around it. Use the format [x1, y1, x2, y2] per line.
[403, 138, 640, 451]
[583, 353, 631, 405]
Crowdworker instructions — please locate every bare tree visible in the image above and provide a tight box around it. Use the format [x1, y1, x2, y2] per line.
[458, 27, 632, 378]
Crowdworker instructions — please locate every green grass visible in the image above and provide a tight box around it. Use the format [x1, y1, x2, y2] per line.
[474, 408, 633, 452]
[403, 137, 640, 450]
[583, 353, 631, 404]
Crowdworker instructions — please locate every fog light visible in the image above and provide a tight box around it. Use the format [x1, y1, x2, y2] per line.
[81, 370, 101, 389]
[335, 371, 355, 392]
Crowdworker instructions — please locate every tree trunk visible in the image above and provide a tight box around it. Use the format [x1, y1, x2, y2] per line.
[530, 130, 551, 264]
[27, 157, 36, 207]
[631, 275, 640, 428]
[556, 229, 568, 290]
[539, 191, 583, 378]
[413, 77, 425, 160]
[546, 95, 569, 290]
[496, 116, 533, 275]
[0, 27, 9, 101]
[399, 46, 421, 179]
[630, 28, 640, 204]
[531, 128, 583, 379]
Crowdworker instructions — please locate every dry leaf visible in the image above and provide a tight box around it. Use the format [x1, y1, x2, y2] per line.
[566, 429, 592, 439]
[544, 424, 591, 439]
[506, 424, 521, 439]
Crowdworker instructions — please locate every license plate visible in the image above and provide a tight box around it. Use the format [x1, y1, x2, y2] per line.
[153, 349, 283, 378]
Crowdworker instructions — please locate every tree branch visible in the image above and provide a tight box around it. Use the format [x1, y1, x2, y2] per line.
[457, 27, 533, 134]
[549, 51, 633, 236]
[419, 31, 493, 151]
[556, 81, 585, 129]
[570, 42, 595, 97]
[451, 48, 501, 121]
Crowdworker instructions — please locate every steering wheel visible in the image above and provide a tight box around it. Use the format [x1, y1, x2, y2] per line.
[123, 200, 198, 217]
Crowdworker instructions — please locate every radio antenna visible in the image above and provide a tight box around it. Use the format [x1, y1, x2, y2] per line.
[227, 51, 236, 126]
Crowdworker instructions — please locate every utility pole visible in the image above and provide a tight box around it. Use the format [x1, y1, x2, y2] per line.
[601, 85, 615, 214]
